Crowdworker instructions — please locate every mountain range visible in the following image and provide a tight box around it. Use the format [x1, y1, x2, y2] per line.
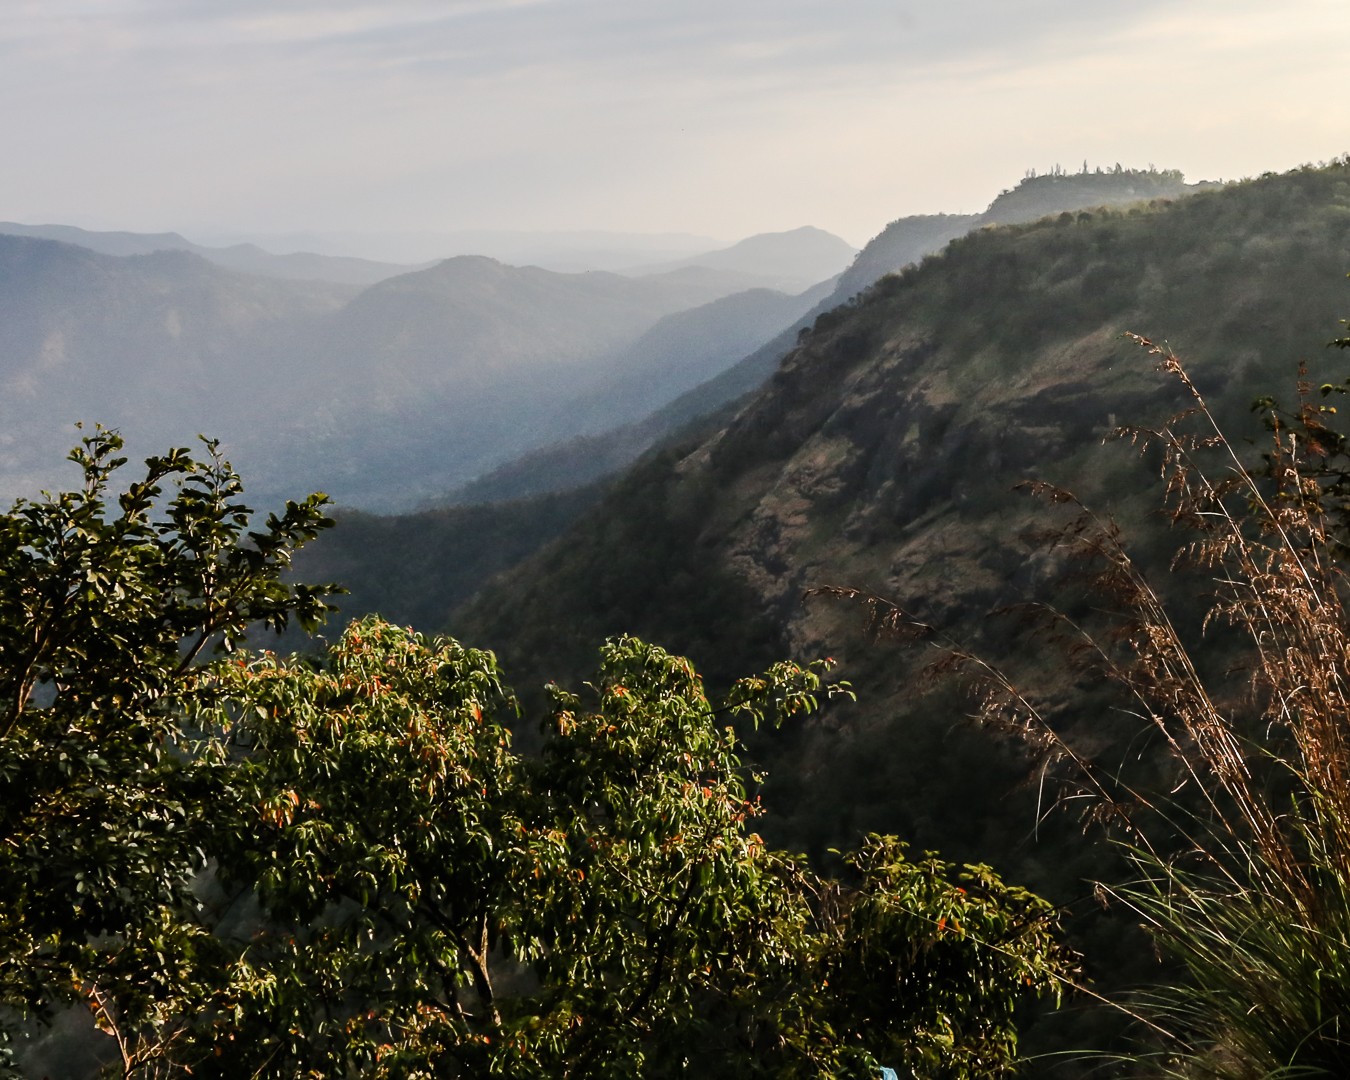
[0, 221, 430, 286]
[5, 169, 1197, 513]
[443, 166, 1211, 504]
[0, 225, 853, 509]
[13, 160, 1343, 1071]
[187, 227, 725, 270]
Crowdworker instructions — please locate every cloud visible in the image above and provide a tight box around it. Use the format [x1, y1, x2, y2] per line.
[0, 0, 1345, 243]
[1, 1, 1180, 80]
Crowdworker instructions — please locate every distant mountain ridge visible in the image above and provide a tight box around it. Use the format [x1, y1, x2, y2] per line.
[629, 226, 857, 292]
[446, 167, 1211, 503]
[0, 221, 428, 285]
[0, 221, 855, 286]
[0, 234, 834, 509]
[272, 254, 813, 507]
[191, 228, 723, 270]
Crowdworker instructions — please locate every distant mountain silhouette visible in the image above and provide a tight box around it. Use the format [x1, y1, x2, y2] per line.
[0, 239, 826, 510]
[0, 221, 428, 285]
[629, 226, 857, 292]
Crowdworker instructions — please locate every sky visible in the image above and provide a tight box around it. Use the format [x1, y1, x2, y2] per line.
[1, 0, 1347, 252]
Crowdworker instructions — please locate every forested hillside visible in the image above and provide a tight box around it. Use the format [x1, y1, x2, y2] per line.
[426, 165, 1350, 1058]
[455, 162, 1350, 832]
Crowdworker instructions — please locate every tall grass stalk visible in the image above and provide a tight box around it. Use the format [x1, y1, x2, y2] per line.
[1081, 338, 1350, 1076]
[817, 334, 1350, 1074]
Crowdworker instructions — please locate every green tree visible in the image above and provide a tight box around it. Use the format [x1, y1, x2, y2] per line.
[0, 435, 1073, 1077]
[186, 618, 1073, 1079]
[0, 428, 335, 1072]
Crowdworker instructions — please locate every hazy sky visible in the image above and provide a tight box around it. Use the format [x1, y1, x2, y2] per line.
[2, 0, 1347, 248]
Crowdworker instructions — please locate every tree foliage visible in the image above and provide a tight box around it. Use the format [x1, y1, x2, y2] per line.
[0, 437, 1074, 1078]
[184, 620, 1071, 1079]
[0, 429, 335, 1071]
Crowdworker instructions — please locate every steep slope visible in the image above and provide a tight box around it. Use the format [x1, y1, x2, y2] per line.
[450, 163, 1350, 874]
[435, 167, 1350, 1066]
[830, 214, 979, 300]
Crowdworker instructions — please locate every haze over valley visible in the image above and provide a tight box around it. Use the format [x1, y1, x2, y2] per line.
[6, 1, 1350, 1076]
[0, 221, 857, 509]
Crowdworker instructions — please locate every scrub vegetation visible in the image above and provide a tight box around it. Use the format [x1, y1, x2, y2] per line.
[0, 433, 1072, 1078]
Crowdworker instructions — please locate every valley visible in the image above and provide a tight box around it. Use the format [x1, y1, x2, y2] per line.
[0, 224, 854, 510]
[296, 161, 1350, 1068]
[8, 159, 1350, 1075]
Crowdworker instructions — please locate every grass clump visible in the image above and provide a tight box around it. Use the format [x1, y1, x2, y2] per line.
[819, 328, 1350, 1075]
[1093, 338, 1350, 1076]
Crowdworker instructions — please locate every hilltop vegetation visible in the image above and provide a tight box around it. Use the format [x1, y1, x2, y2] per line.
[836, 164, 1201, 302]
